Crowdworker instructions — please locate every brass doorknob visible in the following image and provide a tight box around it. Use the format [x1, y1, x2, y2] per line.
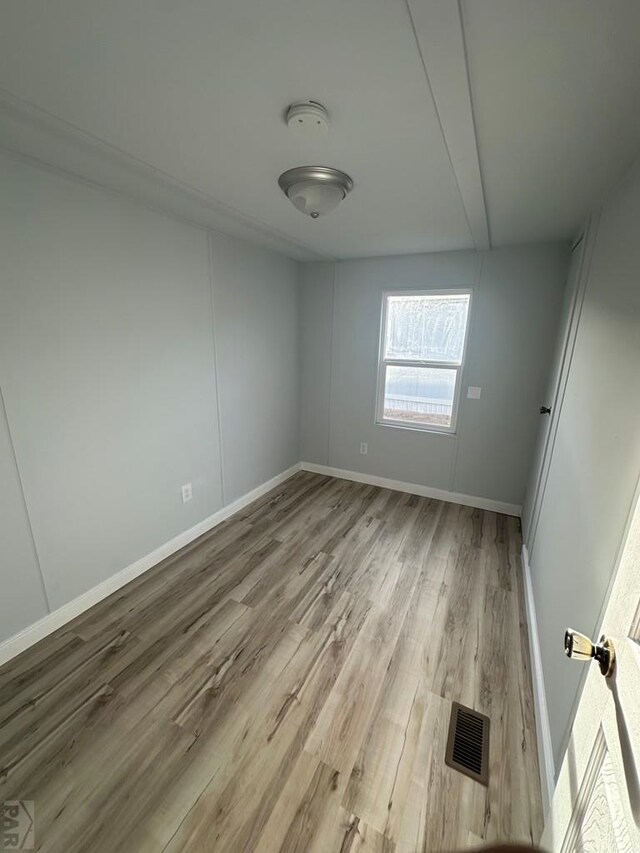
[564, 628, 615, 677]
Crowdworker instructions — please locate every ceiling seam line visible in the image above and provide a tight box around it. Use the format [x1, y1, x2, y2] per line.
[456, 0, 492, 248]
[403, 0, 487, 251]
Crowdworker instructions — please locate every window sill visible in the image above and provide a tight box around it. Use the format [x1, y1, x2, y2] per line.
[375, 419, 458, 437]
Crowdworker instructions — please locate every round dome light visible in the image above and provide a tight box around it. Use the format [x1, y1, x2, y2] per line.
[278, 166, 353, 218]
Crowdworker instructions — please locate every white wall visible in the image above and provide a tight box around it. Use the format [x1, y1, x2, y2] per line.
[210, 232, 300, 503]
[0, 389, 48, 638]
[524, 156, 640, 769]
[0, 153, 299, 643]
[300, 245, 569, 507]
[300, 262, 335, 467]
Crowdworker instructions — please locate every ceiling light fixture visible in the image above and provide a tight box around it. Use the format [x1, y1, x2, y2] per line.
[278, 166, 353, 219]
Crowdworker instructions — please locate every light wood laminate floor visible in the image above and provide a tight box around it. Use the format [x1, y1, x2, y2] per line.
[0, 473, 542, 852]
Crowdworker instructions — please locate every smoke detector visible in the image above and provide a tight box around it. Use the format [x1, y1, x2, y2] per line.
[286, 101, 329, 136]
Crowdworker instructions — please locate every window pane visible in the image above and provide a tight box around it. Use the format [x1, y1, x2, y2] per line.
[383, 365, 456, 429]
[385, 293, 470, 363]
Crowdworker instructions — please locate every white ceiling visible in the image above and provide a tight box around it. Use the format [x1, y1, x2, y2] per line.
[0, 0, 639, 260]
[462, 0, 640, 247]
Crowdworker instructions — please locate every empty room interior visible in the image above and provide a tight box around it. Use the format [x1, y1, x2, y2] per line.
[1, 2, 640, 852]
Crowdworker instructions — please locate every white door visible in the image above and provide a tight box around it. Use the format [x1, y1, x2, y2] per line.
[542, 486, 640, 851]
[522, 220, 593, 547]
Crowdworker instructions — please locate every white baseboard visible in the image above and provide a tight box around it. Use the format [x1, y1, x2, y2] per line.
[521, 543, 555, 815]
[0, 463, 301, 668]
[0, 458, 519, 669]
[301, 461, 522, 517]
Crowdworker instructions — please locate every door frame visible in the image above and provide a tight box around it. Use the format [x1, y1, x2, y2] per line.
[522, 212, 601, 816]
[524, 212, 599, 559]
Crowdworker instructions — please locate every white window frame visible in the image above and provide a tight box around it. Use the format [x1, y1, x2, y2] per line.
[375, 288, 473, 435]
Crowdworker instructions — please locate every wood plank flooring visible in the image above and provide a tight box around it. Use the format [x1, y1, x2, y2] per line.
[0, 472, 542, 851]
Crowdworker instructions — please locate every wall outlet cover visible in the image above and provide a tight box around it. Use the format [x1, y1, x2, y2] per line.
[359, 442, 368, 455]
[181, 483, 193, 503]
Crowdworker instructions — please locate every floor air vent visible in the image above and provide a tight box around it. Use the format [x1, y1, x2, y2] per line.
[445, 702, 490, 786]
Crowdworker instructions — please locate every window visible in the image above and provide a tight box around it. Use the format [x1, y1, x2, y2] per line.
[376, 290, 472, 433]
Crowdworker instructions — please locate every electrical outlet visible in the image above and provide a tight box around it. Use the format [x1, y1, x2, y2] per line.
[359, 442, 368, 455]
[181, 483, 192, 503]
